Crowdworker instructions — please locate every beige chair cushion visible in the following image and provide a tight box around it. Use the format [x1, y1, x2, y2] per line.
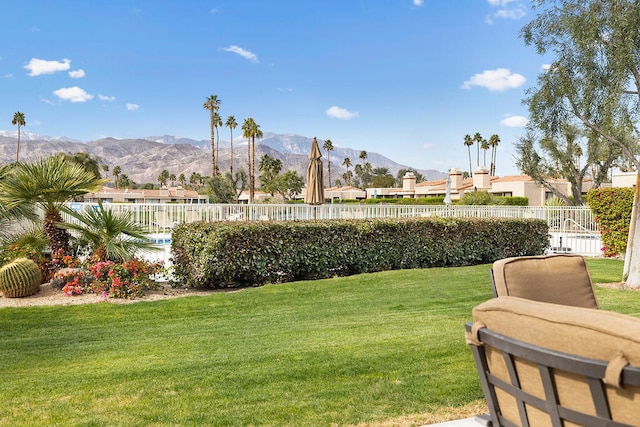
[492, 254, 599, 309]
[473, 297, 640, 425]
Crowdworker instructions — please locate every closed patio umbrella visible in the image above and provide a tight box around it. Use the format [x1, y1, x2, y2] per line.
[305, 137, 324, 214]
[444, 176, 452, 206]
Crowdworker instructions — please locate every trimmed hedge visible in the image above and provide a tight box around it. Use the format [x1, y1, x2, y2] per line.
[171, 218, 549, 289]
[587, 188, 634, 257]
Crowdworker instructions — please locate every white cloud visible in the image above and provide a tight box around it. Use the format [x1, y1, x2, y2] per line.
[223, 45, 258, 63]
[277, 87, 293, 92]
[542, 63, 551, 71]
[126, 103, 140, 111]
[210, 8, 219, 14]
[422, 142, 434, 149]
[68, 69, 85, 78]
[98, 94, 115, 101]
[500, 115, 529, 127]
[413, 0, 424, 6]
[461, 68, 526, 91]
[53, 86, 93, 102]
[486, 0, 526, 24]
[325, 106, 359, 120]
[25, 58, 71, 76]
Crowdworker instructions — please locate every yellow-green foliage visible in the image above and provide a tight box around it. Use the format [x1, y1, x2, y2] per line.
[0, 257, 42, 298]
[587, 188, 634, 257]
[171, 218, 549, 289]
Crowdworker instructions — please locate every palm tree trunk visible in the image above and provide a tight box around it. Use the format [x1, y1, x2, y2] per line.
[211, 109, 216, 176]
[247, 137, 252, 202]
[467, 148, 473, 178]
[215, 125, 219, 175]
[230, 129, 234, 176]
[327, 151, 331, 187]
[250, 136, 256, 203]
[16, 126, 21, 163]
[44, 209, 71, 256]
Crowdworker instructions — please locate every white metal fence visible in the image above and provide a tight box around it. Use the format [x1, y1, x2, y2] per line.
[64, 203, 604, 257]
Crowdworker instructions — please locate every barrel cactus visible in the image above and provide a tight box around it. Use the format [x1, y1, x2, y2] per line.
[0, 258, 42, 298]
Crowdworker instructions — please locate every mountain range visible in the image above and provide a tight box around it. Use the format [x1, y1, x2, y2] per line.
[0, 130, 445, 186]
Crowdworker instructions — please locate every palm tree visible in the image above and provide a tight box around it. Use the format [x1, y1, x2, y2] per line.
[242, 117, 263, 203]
[342, 157, 352, 185]
[359, 150, 368, 166]
[473, 132, 483, 170]
[489, 134, 501, 176]
[214, 111, 223, 174]
[226, 115, 238, 176]
[158, 169, 169, 186]
[481, 138, 490, 167]
[463, 134, 474, 177]
[112, 165, 122, 189]
[0, 154, 104, 256]
[203, 95, 221, 177]
[190, 172, 201, 189]
[178, 173, 186, 187]
[60, 200, 159, 262]
[169, 173, 176, 186]
[322, 139, 334, 187]
[11, 111, 26, 163]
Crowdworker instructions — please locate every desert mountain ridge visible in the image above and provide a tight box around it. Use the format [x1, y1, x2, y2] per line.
[0, 131, 446, 186]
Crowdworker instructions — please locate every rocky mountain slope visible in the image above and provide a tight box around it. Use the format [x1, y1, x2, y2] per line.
[0, 132, 445, 186]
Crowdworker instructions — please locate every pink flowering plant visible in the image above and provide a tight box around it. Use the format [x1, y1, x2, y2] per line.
[89, 258, 164, 299]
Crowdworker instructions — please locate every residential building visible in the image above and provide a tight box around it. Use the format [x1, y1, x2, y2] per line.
[83, 186, 208, 204]
[366, 167, 594, 206]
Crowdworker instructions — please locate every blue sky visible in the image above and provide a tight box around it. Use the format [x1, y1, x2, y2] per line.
[0, 0, 548, 175]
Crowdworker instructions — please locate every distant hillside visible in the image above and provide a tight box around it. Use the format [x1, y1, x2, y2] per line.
[0, 132, 445, 185]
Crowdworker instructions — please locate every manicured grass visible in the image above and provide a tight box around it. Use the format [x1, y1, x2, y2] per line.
[0, 259, 631, 426]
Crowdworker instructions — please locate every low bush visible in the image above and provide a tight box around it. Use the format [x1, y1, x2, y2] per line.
[171, 217, 549, 289]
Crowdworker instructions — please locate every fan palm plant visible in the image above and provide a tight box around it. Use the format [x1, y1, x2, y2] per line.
[0, 154, 104, 256]
[60, 201, 159, 262]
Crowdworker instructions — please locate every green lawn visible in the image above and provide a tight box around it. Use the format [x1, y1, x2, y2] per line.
[0, 259, 631, 426]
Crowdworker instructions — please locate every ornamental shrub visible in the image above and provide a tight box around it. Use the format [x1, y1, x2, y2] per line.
[171, 218, 549, 289]
[89, 258, 163, 299]
[587, 188, 634, 257]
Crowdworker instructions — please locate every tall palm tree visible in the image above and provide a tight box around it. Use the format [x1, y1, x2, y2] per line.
[158, 169, 169, 186]
[112, 165, 122, 189]
[11, 111, 26, 163]
[226, 115, 238, 176]
[178, 173, 186, 187]
[214, 111, 223, 174]
[489, 134, 501, 176]
[342, 157, 352, 185]
[0, 154, 104, 256]
[473, 132, 483, 170]
[359, 150, 368, 166]
[203, 95, 221, 177]
[322, 138, 334, 187]
[481, 138, 490, 167]
[242, 118, 263, 203]
[463, 134, 474, 177]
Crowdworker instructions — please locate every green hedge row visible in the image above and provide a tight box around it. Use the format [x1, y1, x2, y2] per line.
[587, 188, 634, 257]
[170, 218, 549, 289]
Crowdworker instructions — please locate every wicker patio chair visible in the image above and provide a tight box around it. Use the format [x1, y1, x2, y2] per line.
[466, 296, 640, 427]
[490, 254, 599, 309]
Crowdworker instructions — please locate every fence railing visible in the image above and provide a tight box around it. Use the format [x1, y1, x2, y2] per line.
[63, 202, 596, 232]
[62, 203, 603, 257]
